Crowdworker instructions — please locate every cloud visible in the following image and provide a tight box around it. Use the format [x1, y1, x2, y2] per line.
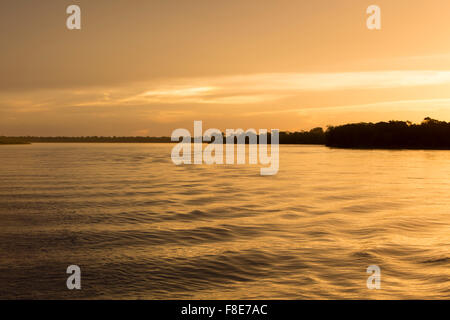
[77, 70, 450, 106]
[239, 98, 450, 117]
[3, 71, 450, 111]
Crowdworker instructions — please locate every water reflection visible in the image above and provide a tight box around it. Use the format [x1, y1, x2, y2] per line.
[0, 144, 448, 299]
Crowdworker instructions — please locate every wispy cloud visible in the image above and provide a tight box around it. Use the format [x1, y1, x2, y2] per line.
[79, 71, 450, 106]
[239, 98, 450, 117]
[3, 71, 450, 109]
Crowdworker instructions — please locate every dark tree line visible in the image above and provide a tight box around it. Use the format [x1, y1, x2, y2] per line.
[279, 127, 325, 144]
[0, 137, 30, 144]
[325, 118, 450, 149]
[0, 128, 326, 145]
[3, 119, 450, 149]
[216, 127, 326, 144]
[0, 136, 172, 143]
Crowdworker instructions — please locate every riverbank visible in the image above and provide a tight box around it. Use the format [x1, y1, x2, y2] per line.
[0, 139, 31, 145]
[3, 118, 450, 149]
[326, 118, 450, 149]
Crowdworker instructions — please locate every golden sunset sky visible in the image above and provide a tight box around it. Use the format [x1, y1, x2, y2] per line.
[1, 0, 450, 136]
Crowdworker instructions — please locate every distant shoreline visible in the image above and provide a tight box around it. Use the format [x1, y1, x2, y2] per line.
[0, 140, 31, 145]
[0, 128, 325, 145]
[325, 118, 450, 150]
[2, 118, 450, 149]
[2, 143, 450, 151]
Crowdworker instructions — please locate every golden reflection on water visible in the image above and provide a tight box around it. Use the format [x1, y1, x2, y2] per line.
[0, 144, 449, 299]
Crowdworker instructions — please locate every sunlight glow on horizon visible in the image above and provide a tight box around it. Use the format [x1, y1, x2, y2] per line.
[2, 0, 450, 135]
[5, 70, 450, 107]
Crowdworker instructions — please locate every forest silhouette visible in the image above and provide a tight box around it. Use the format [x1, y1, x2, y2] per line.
[325, 117, 450, 149]
[1, 118, 450, 149]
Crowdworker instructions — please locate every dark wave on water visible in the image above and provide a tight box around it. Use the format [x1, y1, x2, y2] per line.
[0, 144, 449, 299]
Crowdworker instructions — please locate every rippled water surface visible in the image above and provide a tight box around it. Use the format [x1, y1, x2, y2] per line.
[0, 143, 449, 299]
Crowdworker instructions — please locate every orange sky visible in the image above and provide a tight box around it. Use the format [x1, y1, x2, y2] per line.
[1, 0, 450, 136]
